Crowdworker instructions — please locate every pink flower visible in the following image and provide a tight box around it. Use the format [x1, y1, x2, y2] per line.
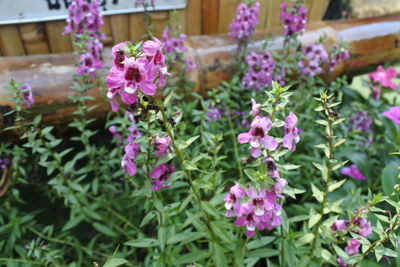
[345, 239, 360, 256]
[331, 219, 349, 232]
[229, 2, 260, 41]
[369, 66, 397, 90]
[341, 164, 366, 180]
[337, 257, 347, 267]
[265, 156, 279, 179]
[112, 42, 128, 70]
[108, 125, 122, 143]
[250, 99, 262, 116]
[358, 221, 372, 237]
[155, 137, 172, 156]
[76, 53, 103, 78]
[383, 106, 400, 125]
[223, 183, 245, 217]
[150, 163, 176, 191]
[122, 154, 137, 176]
[238, 116, 278, 158]
[19, 83, 34, 108]
[282, 112, 300, 152]
[280, 2, 307, 36]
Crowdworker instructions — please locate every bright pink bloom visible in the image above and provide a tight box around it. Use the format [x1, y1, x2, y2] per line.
[223, 183, 245, 217]
[150, 163, 176, 191]
[345, 239, 360, 256]
[331, 219, 349, 232]
[155, 137, 172, 156]
[112, 42, 128, 70]
[19, 83, 34, 108]
[383, 106, 400, 125]
[369, 66, 397, 90]
[337, 257, 347, 267]
[76, 53, 103, 78]
[283, 112, 300, 152]
[341, 164, 366, 180]
[238, 116, 278, 158]
[250, 99, 262, 116]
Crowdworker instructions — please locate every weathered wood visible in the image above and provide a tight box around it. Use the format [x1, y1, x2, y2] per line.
[152, 11, 169, 39]
[0, 25, 25, 56]
[186, 0, 202, 35]
[218, 0, 240, 33]
[266, 0, 284, 29]
[102, 16, 115, 47]
[110, 15, 130, 44]
[45, 21, 73, 53]
[1, 14, 400, 131]
[308, 0, 330, 22]
[202, 0, 219, 34]
[19, 23, 50, 55]
[129, 13, 147, 42]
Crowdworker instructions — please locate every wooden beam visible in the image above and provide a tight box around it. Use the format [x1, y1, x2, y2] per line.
[0, 25, 25, 56]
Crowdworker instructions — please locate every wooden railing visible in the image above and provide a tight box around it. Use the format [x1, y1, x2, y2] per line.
[0, 0, 330, 56]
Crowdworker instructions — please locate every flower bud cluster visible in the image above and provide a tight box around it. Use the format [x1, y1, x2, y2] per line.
[229, 1, 260, 41]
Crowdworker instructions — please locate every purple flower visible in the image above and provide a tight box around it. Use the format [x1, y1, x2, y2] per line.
[238, 116, 278, 158]
[185, 58, 197, 73]
[298, 44, 329, 77]
[162, 26, 187, 54]
[383, 107, 400, 125]
[207, 106, 222, 121]
[337, 257, 347, 266]
[345, 239, 360, 256]
[127, 113, 142, 142]
[223, 183, 245, 217]
[348, 111, 373, 133]
[229, 2, 260, 41]
[150, 163, 175, 191]
[341, 164, 366, 180]
[328, 45, 350, 72]
[76, 53, 104, 78]
[108, 125, 122, 143]
[121, 142, 140, 176]
[155, 136, 172, 156]
[369, 66, 398, 90]
[358, 221, 372, 237]
[0, 158, 10, 177]
[19, 83, 34, 108]
[250, 99, 262, 116]
[331, 219, 349, 232]
[282, 112, 300, 152]
[243, 51, 276, 89]
[280, 2, 307, 37]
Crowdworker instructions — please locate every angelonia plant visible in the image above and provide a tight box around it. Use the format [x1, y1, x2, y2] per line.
[2, 0, 400, 266]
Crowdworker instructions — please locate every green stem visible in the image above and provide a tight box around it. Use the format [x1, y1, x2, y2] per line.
[227, 113, 244, 181]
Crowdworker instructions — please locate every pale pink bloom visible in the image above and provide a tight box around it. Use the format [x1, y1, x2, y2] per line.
[108, 125, 122, 142]
[19, 83, 34, 108]
[155, 137, 172, 156]
[121, 143, 140, 177]
[341, 164, 366, 180]
[331, 219, 349, 232]
[358, 221, 372, 237]
[337, 257, 347, 266]
[383, 106, 400, 125]
[282, 112, 300, 152]
[369, 65, 398, 90]
[345, 239, 360, 256]
[238, 116, 278, 158]
[250, 99, 262, 116]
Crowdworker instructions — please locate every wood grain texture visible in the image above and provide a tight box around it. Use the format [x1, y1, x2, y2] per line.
[173, 9, 187, 34]
[0, 25, 25, 56]
[266, 0, 284, 29]
[186, 0, 202, 35]
[257, 0, 268, 30]
[152, 11, 169, 39]
[110, 14, 130, 43]
[101, 16, 114, 46]
[129, 13, 146, 42]
[218, 0, 240, 33]
[202, 0, 219, 34]
[45, 20, 73, 53]
[19, 23, 50, 55]
[307, 0, 330, 22]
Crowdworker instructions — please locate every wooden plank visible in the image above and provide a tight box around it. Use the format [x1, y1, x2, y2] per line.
[129, 13, 146, 42]
[101, 16, 114, 46]
[202, 0, 219, 34]
[185, 0, 202, 35]
[266, 0, 284, 29]
[19, 23, 50, 55]
[257, 0, 268, 30]
[110, 14, 130, 43]
[218, 0, 240, 33]
[152, 11, 169, 39]
[308, 0, 330, 22]
[45, 20, 73, 53]
[172, 9, 187, 34]
[0, 25, 25, 56]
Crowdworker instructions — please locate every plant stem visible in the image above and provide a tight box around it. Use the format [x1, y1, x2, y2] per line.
[227, 112, 244, 181]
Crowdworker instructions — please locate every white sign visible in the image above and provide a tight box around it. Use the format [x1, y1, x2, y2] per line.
[0, 0, 187, 25]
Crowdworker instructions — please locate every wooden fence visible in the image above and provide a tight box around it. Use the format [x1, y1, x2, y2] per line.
[0, 0, 330, 57]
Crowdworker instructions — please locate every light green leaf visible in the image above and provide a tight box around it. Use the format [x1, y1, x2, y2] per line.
[103, 258, 128, 267]
[175, 250, 211, 264]
[124, 238, 159, 248]
[328, 179, 346, 192]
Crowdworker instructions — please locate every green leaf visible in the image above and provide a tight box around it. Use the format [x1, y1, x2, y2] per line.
[247, 248, 279, 258]
[328, 179, 346, 192]
[103, 258, 128, 267]
[175, 250, 211, 264]
[92, 223, 117, 238]
[176, 136, 200, 150]
[124, 238, 159, 248]
[381, 162, 399, 195]
[140, 211, 157, 227]
[311, 183, 323, 202]
[167, 232, 205, 245]
[308, 213, 322, 228]
[212, 243, 228, 267]
[246, 236, 275, 250]
[163, 91, 174, 106]
[297, 233, 314, 246]
[210, 221, 234, 243]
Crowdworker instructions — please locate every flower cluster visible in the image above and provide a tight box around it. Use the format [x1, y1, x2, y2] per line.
[64, 0, 105, 78]
[19, 83, 34, 109]
[341, 164, 366, 180]
[328, 45, 350, 72]
[207, 106, 222, 122]
[150, 136, 174, 190]
[238, 99, 300, 158]
[348, 111, 373, 133]
[383, 106, 400, 125]
[298, 44, 328, 77]
[280, 1, 307, 37]
[106, 38, 169, 112]
[161, 25, 197, 71]
[369, 65, 398, 100]
[243, 51, 281, 89]
[109, 125, 122, 143]
[121, 115, 142, 176]
[331, 215, 372, 266]
[229, 1, 260, 41]
[223, 181, 284, 237]
[0, 158, 10, 177]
